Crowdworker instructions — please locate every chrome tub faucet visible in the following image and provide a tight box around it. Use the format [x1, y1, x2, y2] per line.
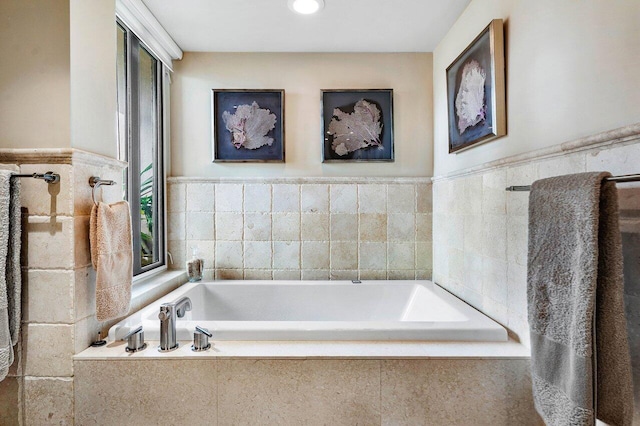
[158, 296, 192, 352]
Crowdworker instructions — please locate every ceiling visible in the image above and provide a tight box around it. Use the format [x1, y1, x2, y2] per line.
[142, 0, 471, 52]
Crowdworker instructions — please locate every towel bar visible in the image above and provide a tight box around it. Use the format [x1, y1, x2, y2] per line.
[506, 173, 640, 191]
[10, 171, 60, 184]
[89, 176, 117, 205]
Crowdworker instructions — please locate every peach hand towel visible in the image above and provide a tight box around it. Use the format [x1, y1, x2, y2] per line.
[90, 201, 133, 321]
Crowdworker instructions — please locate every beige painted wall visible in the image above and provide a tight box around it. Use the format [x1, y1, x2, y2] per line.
[70, 0, 117, 158]
[171, 53, 433, 177]
[0, 0, 71, 149]
[433, 0, 640, 176]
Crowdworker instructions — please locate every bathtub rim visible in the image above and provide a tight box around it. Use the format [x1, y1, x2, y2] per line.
[107, 279, 510, 344]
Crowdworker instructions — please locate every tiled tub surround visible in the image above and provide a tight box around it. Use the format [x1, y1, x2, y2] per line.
[0, 149, 184, 425]
[167, 178, 433, 281]
[432, 124, 640, 354]
[74, 352, 539, 425]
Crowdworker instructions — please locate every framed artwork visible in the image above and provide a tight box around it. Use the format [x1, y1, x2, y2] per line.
[211, 89, 285, 162]
[321, 89, 394, 162]
[446, 19, 506, 153]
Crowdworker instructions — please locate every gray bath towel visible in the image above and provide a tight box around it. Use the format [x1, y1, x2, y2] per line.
[528, 172, 634, 426]
[0, 171, 21, 381]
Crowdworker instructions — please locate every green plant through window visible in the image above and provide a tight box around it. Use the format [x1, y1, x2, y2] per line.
[140, 163, 154, 267]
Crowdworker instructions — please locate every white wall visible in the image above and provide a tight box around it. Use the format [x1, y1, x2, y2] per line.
[0, 0, 71, 149]
[70, 0, 117, 158]
[433, 0, 640, 177]
[171, 53, 433, 177]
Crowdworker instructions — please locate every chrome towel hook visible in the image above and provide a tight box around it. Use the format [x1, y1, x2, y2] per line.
[89, 176, 117, 206]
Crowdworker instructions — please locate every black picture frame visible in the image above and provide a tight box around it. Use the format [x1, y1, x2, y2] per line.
[321, 89, 394, 162]
[211, 89, 285, 162]
[446, 19, 506, 153]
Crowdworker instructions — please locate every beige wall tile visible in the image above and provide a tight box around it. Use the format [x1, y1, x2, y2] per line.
[244, 269, 273, 280]
[218, 359, 380, 425]
[74, 314, 101, 354]
[24, 377, 73, 426]
[74, 215, 91, 268]
[358, 184, 387, 213]
[482, 215, 507, 260]
[330, 184, 357, 213]
[415, 269, 432, 280]
[215, 241, 243, 269]
[167, 211, 185, 241]
[416, 213, 432, 242]
[244, 213, 271, 241]
[216, 212, 243, 241]
[463, 252, 483, 295]
[75, 360, 217, 425]
[507, 215, 528, 267]
[482, 170, 507, 215]
[273, 241, 300, 270]
[482, 258, 508, 306]
[388, 213, 415, 241]
[167, 239, 185, 269]
[330, 270, 358, 280]
[381, 359, 539, 426]
[215, 184, 243, 212]
[463, 214, 483, 255]
[20, 164, 73, 216]
[538, 153, 586, 179]
[273, 270, 301, 280]
[74, 267, 96, 322]
[244, 241, 272, 269]
[272, 213, 300, 241]
[416, 183, 432, 213]
[186, 183, 215, 212]
[302, 241, 330, 269]
[301, 184, 329, 213]
[0, 376, 20, 426]
[24, 216, 74, 270]
[388, 270, 416, 280]
[388, 242, 414, 270]
[301, 213, 329, 241]
[359, 242, 387, 270]
[506, 164, 537, 216]
[301, 269, 330, 280]
[360, 270, 387, 280]
[447, 247, 464, 282]
[359, 214, 387, 242]
[272, 184, 300, 212]
[463, 175, 483, 214]
[415, 242, 432, 270]
[23, 324, 74, 377]
[186, 211, 215, 240]
[330, 213, 358, 241]
[388, 184, 415, 213]
[167, 183, 186, 213]
[24, 270, 74, 324]
[216, 269, 243, 280]
[586, 142, 640, 176]
[244, 184, 271, 212]
[330, 241, 357, 270]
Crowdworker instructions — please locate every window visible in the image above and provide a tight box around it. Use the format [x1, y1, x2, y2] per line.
[117, 21, 166, 276]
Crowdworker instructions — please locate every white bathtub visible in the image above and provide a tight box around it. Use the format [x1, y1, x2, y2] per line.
[109, 280, 507, 342]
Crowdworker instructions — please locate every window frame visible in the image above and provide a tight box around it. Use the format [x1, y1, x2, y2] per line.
[117, 19, 167, 278]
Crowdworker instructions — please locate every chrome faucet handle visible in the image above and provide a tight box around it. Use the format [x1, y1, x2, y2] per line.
[121, 326, 147, 353]
[192, 326, 212, 352]
[195, 326, 212, 337]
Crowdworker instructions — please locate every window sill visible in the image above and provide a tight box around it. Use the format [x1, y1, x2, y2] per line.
[130, 270, 187, 313]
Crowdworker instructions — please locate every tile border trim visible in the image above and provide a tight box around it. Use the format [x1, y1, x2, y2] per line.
[432, 122, 640, 182]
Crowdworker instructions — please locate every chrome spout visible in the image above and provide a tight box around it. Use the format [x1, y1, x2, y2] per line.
[158, 297, 192, 352]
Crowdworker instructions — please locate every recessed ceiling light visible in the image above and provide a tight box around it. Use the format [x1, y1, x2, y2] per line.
[288, 0, 324, 15]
